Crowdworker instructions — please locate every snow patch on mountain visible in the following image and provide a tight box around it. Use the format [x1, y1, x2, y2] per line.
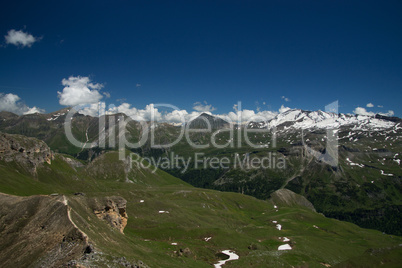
[249, 109, 396, 131]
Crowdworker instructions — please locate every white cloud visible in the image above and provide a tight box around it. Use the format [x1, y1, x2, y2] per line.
[76, 102, 106, 117]
[379, 110, 394, 117]
[0, 93, 44, 115]
[366, 103, 374, 108]
[227, 109, 255, 122]
[23, 106, 44, 115]
[58, 76, 104, 106]
[279, 105, 291, 113]
[80, 101, 277, 124]
[224, 109, 277, 123]
[353, 107, 375, 116]
[353, 107, 394, 117]
[193, 101, 216, 113]
[4, 29, 39, 48]
[106, 103, 163, 121]
[281, 96, 290, 102]
[377, 105, 383, 108]
[163, 109, 189, 123]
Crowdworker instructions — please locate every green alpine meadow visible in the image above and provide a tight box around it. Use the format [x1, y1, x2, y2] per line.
[0, 108, 401, 267]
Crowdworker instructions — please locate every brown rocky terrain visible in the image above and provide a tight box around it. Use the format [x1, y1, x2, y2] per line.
[0, 193, 88, 268]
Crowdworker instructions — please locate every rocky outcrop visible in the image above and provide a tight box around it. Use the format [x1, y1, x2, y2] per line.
[0, 132, 53, 174]
[60, 155, 84, 170]
[93, 196, 128, 233]
[0, 193, 88, 268]
[270, 189, 316, 212]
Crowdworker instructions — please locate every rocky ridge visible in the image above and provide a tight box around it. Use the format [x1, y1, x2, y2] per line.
[0, 193, 88, 267]
[0, 132, 53, 174]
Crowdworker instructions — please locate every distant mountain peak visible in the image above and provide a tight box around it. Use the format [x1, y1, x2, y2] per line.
[246, 109, 398, 131]
[188, 113, 229, 129]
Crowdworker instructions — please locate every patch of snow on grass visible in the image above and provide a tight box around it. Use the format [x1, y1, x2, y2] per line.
[346, 158, 364, 167]
[278, 244, 292, 250]
[214, 250, 239, 268]
[380, 170, 393, 176]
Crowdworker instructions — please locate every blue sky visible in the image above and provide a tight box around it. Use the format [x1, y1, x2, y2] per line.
[0, 0, 401, 119]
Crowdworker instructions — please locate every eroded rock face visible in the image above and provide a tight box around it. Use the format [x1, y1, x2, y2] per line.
[94, 196, 128, 233]
[0, 132, 53, 174]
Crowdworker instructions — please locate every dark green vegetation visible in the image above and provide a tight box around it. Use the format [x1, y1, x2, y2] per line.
[1, 131, 402, 267]
[143, 123, 402, 236]
[1, 110, 402, 237]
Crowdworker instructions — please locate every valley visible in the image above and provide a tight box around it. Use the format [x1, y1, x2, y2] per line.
[0, 109, 401, 267]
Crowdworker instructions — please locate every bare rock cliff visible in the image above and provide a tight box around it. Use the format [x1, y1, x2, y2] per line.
[93, 196, 128, 233]
[0, 132, 53, 174]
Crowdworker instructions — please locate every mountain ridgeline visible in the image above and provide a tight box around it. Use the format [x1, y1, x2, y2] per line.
[187, 113, 230, 129]
[1, 109, 401, 238]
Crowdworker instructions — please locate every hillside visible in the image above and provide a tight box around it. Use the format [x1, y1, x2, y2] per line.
[1, 109, 401, 236]
[1, 132, 402, 267]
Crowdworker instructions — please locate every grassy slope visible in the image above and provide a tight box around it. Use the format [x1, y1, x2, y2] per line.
[2, 113, 400, 235]
[1, 150, 402, 267]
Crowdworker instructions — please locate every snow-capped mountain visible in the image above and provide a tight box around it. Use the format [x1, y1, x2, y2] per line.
[248, 109, 399, 131]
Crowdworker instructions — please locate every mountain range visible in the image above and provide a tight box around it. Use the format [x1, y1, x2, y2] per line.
[0, 107, 401, 267]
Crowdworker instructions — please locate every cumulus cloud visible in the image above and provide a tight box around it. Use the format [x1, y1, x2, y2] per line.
[77, 101, 277, 124]
[4, 29, 39, 48]
[366, 103, 374, 108]
[224, 109, 277, 123]
[163, 109, 189, 123]
[279, 105, 291, 113]
[379, 110, 394, 117]
[353, 107, 394, 117]
[106, 103, 163, 121]
[281, 96, 290, 102]
[353, 107, 375, 116]
[75, 102, 106, 117]
[0, 93, 44, 115]
[24, 106, 44, 114]
[193, 101, 216, 113]
[75, 101, 200, 123]
[66, 92, 277, 124]
[58, 76, 104, 106]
